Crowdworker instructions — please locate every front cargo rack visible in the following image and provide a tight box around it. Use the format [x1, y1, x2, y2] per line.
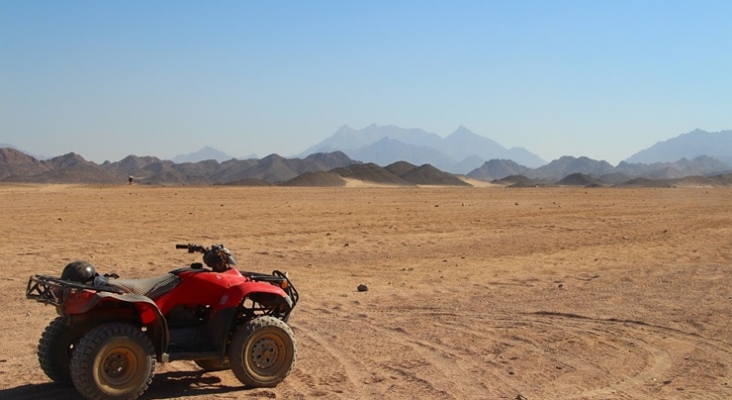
[240, 270, 299, 310]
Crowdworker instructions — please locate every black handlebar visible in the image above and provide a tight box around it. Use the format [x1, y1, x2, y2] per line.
[175, 243, 208, 253]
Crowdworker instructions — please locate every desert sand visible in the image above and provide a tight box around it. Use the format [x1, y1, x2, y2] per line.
[1, 184, 731, 399]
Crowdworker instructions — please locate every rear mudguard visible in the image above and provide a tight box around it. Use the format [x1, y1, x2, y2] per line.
[65, 292, 168, 360]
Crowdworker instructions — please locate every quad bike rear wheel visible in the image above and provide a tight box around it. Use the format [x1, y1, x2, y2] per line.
[229, 316, 296, 387]
[70, 322, 155, 400]
[195, 358, 230, 372]
[38, 316, 82, 386]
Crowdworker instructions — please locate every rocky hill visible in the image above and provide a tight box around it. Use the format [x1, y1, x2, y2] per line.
[280, 171, 347, 187]
[0, 148, 358, 185]
[0, 148, 51, 179]
[330, 163, 414, 186]
[104, 151, 356, 184]
[0, 148, 465, 187]
[397, 164, 471, 186]
[384, 161, 418, 176]
[1, 149, 117, 183]
[468, 155, 730, 183]
[555, 173, 607, 187]
[467, 159, 530, 181]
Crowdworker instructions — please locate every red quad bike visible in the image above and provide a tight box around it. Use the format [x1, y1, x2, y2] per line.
[25, 243, 299, 400]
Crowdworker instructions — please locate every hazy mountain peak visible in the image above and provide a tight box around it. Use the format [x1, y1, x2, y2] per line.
[301, 123, 545, 171]
[173, 146, 236, 163]
[625, 129, 732, 164]
[451, 125, 474, 136]
[334, 125, 354, 134]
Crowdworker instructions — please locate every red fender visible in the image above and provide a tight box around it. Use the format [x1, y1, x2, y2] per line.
[216, 281, 292, 310]
[65, 291, 168, 359]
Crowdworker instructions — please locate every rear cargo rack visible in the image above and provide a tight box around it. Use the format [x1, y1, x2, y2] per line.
[26, 274, 124, 307]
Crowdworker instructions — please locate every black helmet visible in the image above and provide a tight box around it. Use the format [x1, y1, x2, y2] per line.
[61, 261, 97, 283]
[203, 245, 236, 272]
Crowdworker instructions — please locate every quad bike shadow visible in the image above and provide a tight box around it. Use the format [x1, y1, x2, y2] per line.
[0, 382, 79, 400]
[146, 369, 266, 399]
[0, 370, 261, 400]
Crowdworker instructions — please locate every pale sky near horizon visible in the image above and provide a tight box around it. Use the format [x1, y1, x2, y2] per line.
[2, 1, 731, 165]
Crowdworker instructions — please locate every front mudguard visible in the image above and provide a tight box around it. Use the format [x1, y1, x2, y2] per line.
[65, 292, 168, 361]
[207, 284, 294, 360]
[218, 281, 292, 310]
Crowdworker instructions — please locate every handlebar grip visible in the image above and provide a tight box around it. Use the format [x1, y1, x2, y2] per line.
[175, 244, 189, 249]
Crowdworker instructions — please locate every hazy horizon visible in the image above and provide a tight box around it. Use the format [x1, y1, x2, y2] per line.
[4, 124, 731, 168]
[2, 1, 731, 165]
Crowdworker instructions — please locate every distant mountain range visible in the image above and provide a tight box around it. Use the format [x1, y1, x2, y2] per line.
[299, 124, 546, 173]
[468, 155, 730, 183]
[12, 125, 728, 172]
[2, 146, 731, 188]
[3, 126, 732, 187]
[298, 126, 732, 174]
[625, 129, 732, 165]
[0, 148, 477, 187]
[0, 148, 356, 185]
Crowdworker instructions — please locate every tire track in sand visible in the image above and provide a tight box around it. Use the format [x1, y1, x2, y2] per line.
[291, 313, 374, 399]
[293, 309, 465, 399]
[526, 311, 732, 399]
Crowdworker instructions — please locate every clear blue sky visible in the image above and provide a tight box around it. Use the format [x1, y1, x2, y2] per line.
[2, 1, 731, 164]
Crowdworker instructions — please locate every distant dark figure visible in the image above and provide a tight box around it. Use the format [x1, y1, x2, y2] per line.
[128, 176, 134, 185]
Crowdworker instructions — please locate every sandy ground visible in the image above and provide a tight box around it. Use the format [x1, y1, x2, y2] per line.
[1, 184, 731, 400]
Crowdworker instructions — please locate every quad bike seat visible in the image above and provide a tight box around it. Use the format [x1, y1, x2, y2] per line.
[106, 273, 181, 300]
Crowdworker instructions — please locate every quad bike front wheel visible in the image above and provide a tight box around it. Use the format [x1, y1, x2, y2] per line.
[38, 316, 83, 386]
[229, 316, 297, 387]
[70, 322, 156, 400]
